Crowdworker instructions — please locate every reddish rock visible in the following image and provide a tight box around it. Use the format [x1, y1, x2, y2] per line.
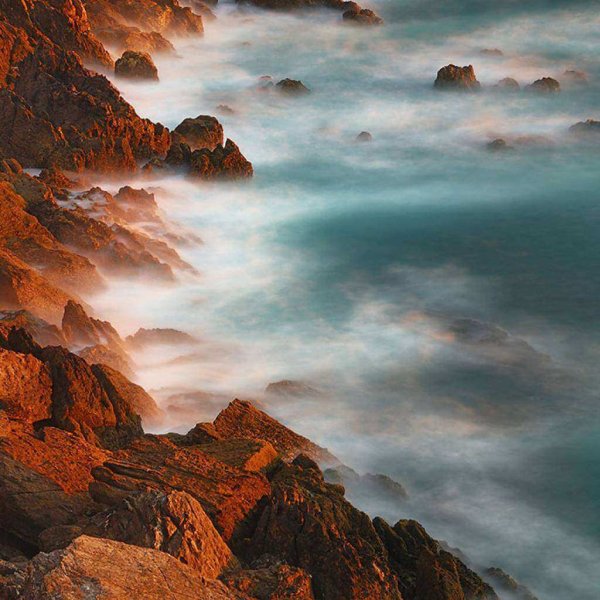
[374, 518, 498, 600]
[4, 535, 237, 599]
[190, 139, 254, 179]
[85, 490, 238, 577]
[126, 327, 197, 348]
[94, 25, 176, 55]
[0, 310, 66, 347]
[526, 77, 560, 94]
[90, 434, 271, 541]
[76, 344, 136, 379]
[236, 456, 402, 600]
[194, 438, 280, 472]
[115, 50, 159, 80]
[264, 379, 322, 399]
[485, 567, 538, 600]
[435, 64, 480, 91]
[62, 300, 123, 349]
[213, 399, 338, 465]
[174, 115, 225, 151]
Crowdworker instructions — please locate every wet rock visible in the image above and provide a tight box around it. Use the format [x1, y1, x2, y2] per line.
[485, 567, 538, 600]
[486, 138, 513, 152]
[569, 119, 600, 138]
[374, 518, 499, 600]
[173, 115, 225, 151]
[115, 50, 159, 80]
[84, 490, 238, 578]
[342, 7, 384, 25]
[276, 78, 311, 95]
[236, 457, 402, 600]
[213, 399, 338, 465]
[4, 535, 236, 599]
[526, 77, 560, 94]
[434, 64, 481, 91]
[494, 77, 520, 91]
[356, 131, 373, 142]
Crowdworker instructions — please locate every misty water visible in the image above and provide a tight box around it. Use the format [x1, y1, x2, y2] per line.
[91, 1, 599, 598]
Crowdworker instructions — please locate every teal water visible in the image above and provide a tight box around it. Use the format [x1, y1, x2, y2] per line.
[94, 1, 600, 597]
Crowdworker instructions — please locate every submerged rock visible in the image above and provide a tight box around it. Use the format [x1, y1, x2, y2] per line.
[486, 138, 513, 152]
[276, 78, 311, 95]
[115, 50, 159, 80]
[527, 77, 560, 94]
[434, 64, 481, 91]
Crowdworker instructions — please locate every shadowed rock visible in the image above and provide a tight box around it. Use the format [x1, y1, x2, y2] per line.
[276, 78, 311, 95]
[526, 77, 560, 94]
[494, 77, 520, 91]
[115, 50, 159, 80]
[569, 119, 600, 138]
[174, 115, 225, 151]
[485, 567, 538, 600]
[343, 7, 383, 25]
[434, 65, 480, 91]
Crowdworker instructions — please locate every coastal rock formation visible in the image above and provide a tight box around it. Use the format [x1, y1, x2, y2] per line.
[527, 77, 560, 93]
[356, 131, 373, 142]
[343, 7, 383, 25]
[485, 567, 538, 600]
[374, 518, 498, 600]
[115, 50, 159, 80]
[127, 327, 197, 348]
[480, 48, 503, 56]
[276, 78, 311, 95]
[173, 115, 225, 151]
[62, 300, 123, 349]
[93, 25, 176, 55]
[434, 65, 480, 91]
[494, 77, 520, 91]
[211, 399, 338, 464]
[265, 379, 322, 399]
[487, 138, 513, 152]
[1, 535, 236, 599]
[0, 310, 66, 346]
[569, 119, 600, 137]
[562, 69, 588, 85]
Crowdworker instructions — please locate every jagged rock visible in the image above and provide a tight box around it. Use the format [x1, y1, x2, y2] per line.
[236, 456, 402, 600]
[342, 7, 383, 25]
[182, 421, 223, 445]
[113, 186, 161, 223]
[3, 535, 237, 599]
[494, 77, 520, 91]
[527, 77, 560, 93]
[77, 344, 135, 379]
[126, 327, 197, 348]
[486, 138, 513, 152]
[94, 25, 176, 55]
[190, 139, 254, 179]
[89, 434, 271, 541]
[0, 310, 66, 346]
[194, 438, 280, 472]
[115, 50, 159, 80]
[223, 556, 315, 599]
[324, 467, 408, 506]
[485, 567, 538, 600]
[85, 0, 204, 36]
[264, 380, 322, 399]
[434, 65, 480, 91]
[356, 131, 373, 142]
[62, 300, 123, 349]
[0, 1, 170, 171]
[83, 490, 238, 578]
[569, 119, 600, 137]
[374, 518, 498, 600]
[213, 399, 338, 465]
[173, 115, 225, 151]
[276, 78, 311, 95]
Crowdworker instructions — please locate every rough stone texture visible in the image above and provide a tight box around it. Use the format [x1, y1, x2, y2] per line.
[236, 456, 402, 600]
[89, 434, 272, 541]
[174, 115, 225, 151]
[194, 438, 280, 472]
[342, 7, 383, 25]
[77, 343, 136, 379]
[94, 24, 176, 55]
[189, 140, 254, 179]
[434, 65, 480, 91]
[374, 518, 498, 600]
[5, 535, 237, 599]
[84, 490, 238, 578]
[0, 310, 66, 347]
[213, 399, 338, 465]
[115, 50, 159, 80]
[62, 300, 123, 349]
[527, 77, 560, 94]
[223, 557, 315, 600]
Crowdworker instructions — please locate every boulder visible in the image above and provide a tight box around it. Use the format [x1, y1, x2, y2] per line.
[62, 300, 123, 350]
[213, 399, 338, 465]
[4, 535, 237, 599]
[276, 78, 311, 95]
[193, 438, 280, 472]
[494, 77, 520, 91]
[356, 131, 373, 142]
[115, 50, 159, 80]
[173, 115, 225, 151]
[434, 65, 480, 91]
[526, 77, 560, 93]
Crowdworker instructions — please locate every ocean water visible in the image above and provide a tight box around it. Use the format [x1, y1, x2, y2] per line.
[91, 1, 600, 598]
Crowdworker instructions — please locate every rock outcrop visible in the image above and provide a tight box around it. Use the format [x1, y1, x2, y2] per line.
[569, 119, 600, 137]
[173, 115, 225, 151]
[485, 567, 538, 600]
[527, 77, 560, 94]
[434, 65, 480, 91]
[276, 78, 311, 95]
[494, 77, 520, 91]
[343, 7, 383, 25]
[115, 50, 159, 80]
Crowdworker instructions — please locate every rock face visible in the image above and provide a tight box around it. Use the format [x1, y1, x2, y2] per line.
[85, 490, 237, 578]
[485, 567, 538, 600]
[276, 78, 311, 95]
[527, 77, 560, 93]
[3, 535, 236, 599]
[343, 7, 383, 25]
[115, 50, 159, 80]
[174, 115, 225, 151]
[212, 399, 338, 465]
[434, 65, 480, 91]
[0, 0, 170, 172]
[0, 310, 66, 347]
[374, 518, 498, 600]
[236, 456, 402, 600]
[62, 300, 122, 349]
[94, 25, 176, 55]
